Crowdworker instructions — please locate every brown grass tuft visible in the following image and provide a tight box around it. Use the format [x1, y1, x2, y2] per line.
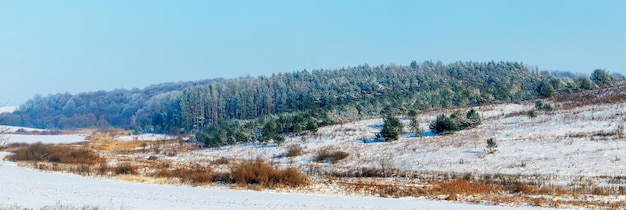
[431, 180, 503, 196]
[114, 162, 137, 175]
[284, 144, 303, 157]
[231, 159, 308, 188]
[314, 147, 349, 164]
[8, 143, 103, 165]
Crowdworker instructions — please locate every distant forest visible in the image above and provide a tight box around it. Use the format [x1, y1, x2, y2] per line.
[1, 61, 620, 145]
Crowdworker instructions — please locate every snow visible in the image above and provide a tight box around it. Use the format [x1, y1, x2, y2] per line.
[0, 125, 47, 133]
[0, 125, 86, 144]
[115, 134, 177, 142]
[198, 100, 626, 183]
[0, 106, 17, 113]
[3, 134, 86, 144]
[0, 152, 533, 210]
[1, 90, 624, 209]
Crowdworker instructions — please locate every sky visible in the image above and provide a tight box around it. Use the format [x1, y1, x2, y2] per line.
[1, 0, 625, 106]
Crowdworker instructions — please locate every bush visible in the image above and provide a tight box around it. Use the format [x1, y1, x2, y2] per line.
[429, 109, 481, 135]
[534, 101, 553, 111]
[284, 144, 303, 157]
[314, 147, 349, 164]
[486, 138, 497, 154]
[408, 110, 423, 137]
[231, 159, 308, 188]
[172, 164, 214, 184]
[8, 143, 102, 165]
[527, 109, 538, 118]
[381, 112, 402, 141]
[114, 162, 137, 175]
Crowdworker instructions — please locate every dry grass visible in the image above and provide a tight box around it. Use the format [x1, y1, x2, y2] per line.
[114, 162, 137, 175]
[284, 144, 303, 157]
[87, 134, 159, 152]
[431, 180, 502, 199]
[314, 147, 349, 164]
[7, 143, 103, 165]
[231, 159, 309, 188]
[115, 174, 151, 183]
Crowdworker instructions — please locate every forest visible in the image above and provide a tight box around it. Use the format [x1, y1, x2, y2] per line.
[1, 61, 619, 146]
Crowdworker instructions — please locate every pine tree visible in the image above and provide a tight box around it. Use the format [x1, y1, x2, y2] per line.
[486, 138, 497, 154]
[381, 111, 402, 141]
[408, 110, 423, 137]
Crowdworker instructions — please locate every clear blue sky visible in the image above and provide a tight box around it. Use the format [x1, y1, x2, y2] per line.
[1, 0, 625, 106]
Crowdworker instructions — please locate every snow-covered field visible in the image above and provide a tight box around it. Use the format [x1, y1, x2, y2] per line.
[2, 133, 86, 144]
[0, 106, 17, 114]
[1, 87, 625, 209]
[0, 152, 531, 210]
[0, 125, 47, 133]
[115, 134, 177, 142]
[0, 125, 86, 145]
[200, 99, 626, 183]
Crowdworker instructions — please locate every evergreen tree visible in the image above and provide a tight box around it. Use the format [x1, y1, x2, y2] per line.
[591, 69, 614, 87]
[537, 80, 555, 97]
[381, 111, 402, 141]
[408, 110, 423, 137]
[576, 76, 594, 90]
[486, 138, 497, 154]
[429, 109, 482, 135]
[466, 109, 481, 128]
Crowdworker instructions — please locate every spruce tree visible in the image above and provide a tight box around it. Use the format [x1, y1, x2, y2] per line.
[381, 111, 402, 141]
[408, 110, 423, 137]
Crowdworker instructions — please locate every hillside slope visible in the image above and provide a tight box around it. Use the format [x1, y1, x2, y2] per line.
[2, 61, 582, 133]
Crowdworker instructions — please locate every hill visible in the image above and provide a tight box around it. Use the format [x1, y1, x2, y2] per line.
[2, 83, 625, 209]
[0, 61, 617, 141]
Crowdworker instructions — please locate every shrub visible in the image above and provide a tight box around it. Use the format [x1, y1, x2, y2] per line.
[172, 165, 214, 184]
[381, 112, 402, 141]
[231, 159, 308, 188]
[408, 110, 423, 137]
[114, 162, 137, 175]
[429, 109, 481, 135]
[8, 143, 102, 165]
[527, 109, 538, 118]
[314, 147, 349, 164]
[534, 101, 553, 111]
[284, 144, 303, 157]
[486, 138, 497, 154]
[433, 180, 502, 196]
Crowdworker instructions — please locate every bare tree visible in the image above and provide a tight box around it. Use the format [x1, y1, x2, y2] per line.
[0, 127, 6, 147]
[0, 101, 8, 166]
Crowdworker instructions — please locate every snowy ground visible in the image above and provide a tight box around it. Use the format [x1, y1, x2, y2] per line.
[0, 106, 17, 114]
[2, 133, 86, 144]
[115, 134, 177, 142]
[0, 125, 47, 133]
[1, 88, 624, 209]
[0, 152, 534, 210]
[199, 99, 626, 183]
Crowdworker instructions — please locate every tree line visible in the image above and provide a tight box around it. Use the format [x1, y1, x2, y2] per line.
[0, 61, 620, 146]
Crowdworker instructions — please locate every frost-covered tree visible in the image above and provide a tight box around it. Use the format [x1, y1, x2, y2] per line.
[536, 80, 555, 97]
[486, 138, 497, 154]
[576, 76, 594, 90]
[381, 111, 402, 141]
[591, 69, 614, 87]
[408, 110, 423, 137]
[429, 109, 481, 135]
[0, 126, 6, 148]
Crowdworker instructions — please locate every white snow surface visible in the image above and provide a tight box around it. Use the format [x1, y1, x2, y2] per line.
[0, 153, 532, 210]
[199, 100, 626, 178]
[0, 125, 47, 133]
[115, 134, 177, 142]
[2, 133, 86, 144]
[0, 106, 17, 113]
